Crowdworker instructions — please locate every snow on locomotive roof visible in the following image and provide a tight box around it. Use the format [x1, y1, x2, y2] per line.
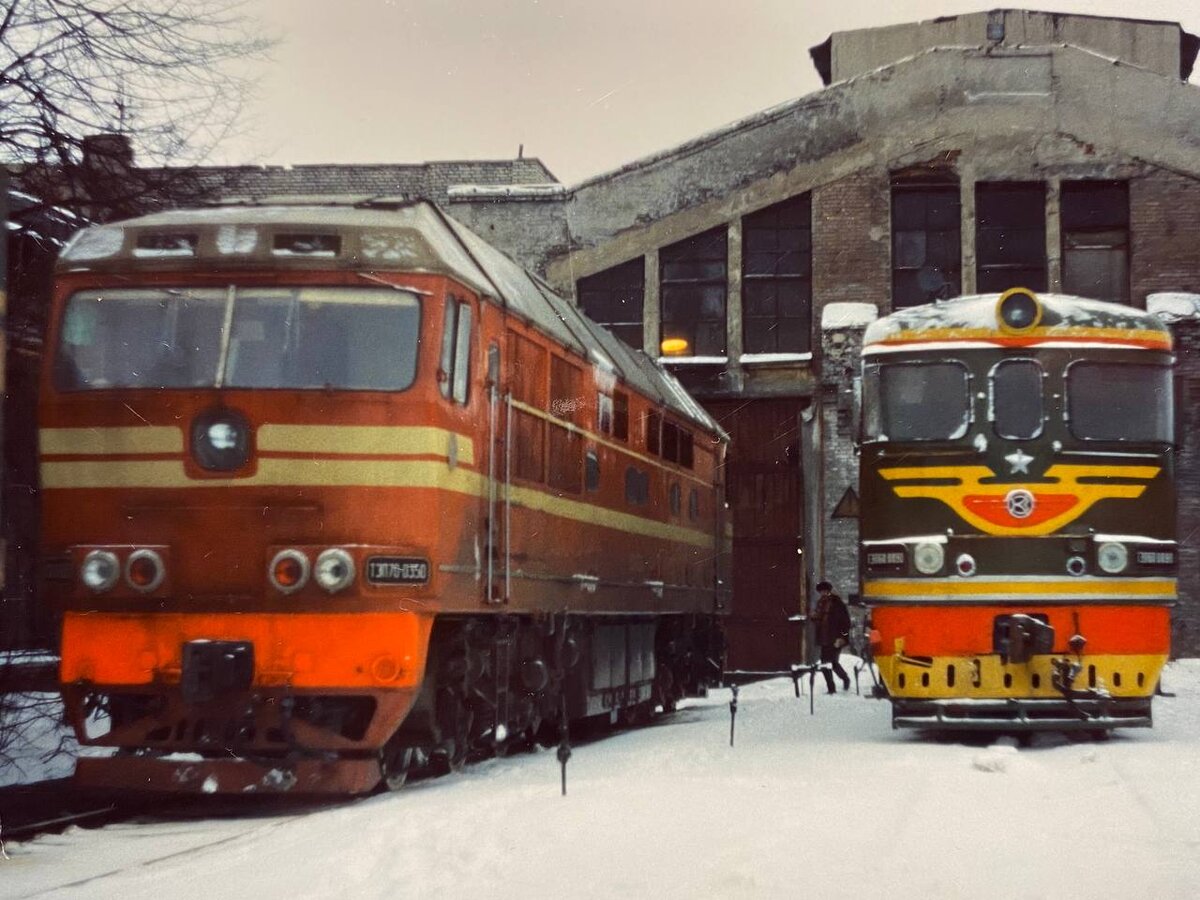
[863, 292, 1172, 353]
[56, 202, 724, 438]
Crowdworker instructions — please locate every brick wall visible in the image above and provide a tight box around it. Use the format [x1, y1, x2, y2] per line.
[1131, 170, 1200, 307]
[812, 174, 891, 323]
[1169, 317, 1200, 656]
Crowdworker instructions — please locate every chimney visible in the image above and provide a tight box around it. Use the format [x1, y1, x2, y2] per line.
[81, 133, 134, 172]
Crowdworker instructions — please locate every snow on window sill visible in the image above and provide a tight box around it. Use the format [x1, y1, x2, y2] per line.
[739, 352, 813, 365]
[657, 356, 728, 365]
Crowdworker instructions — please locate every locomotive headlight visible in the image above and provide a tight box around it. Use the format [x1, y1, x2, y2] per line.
[80, 550, 120, 592]
[125, 549, 165, 592]
[1097, 541, 1129, 574]
[192, 408, 251, 472]
[913, 542, 945, 575]
[996, 287, 1043, 333]
[314, 548, 356, 594]
[269, 549, 310, 594]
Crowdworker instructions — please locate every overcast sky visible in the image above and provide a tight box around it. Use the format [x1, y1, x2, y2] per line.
[216, 1, 1200, 184]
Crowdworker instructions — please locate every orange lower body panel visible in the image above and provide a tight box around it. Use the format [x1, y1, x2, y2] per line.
[872, 604, 1170, 657]
[60, 610, 434, 690]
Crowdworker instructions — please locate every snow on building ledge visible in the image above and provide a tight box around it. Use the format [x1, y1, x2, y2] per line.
[821, 302, 879, 330]
[446, 183, 568, 202]
[1147, 292, 1200, 322]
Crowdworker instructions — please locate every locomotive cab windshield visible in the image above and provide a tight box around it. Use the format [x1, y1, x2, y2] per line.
[55, 285, 422, 392]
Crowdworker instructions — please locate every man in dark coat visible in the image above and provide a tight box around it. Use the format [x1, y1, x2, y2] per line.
[813, 580, 852, 694]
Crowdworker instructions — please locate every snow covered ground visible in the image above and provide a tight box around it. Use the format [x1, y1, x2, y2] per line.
[3, 659, 1200, 900]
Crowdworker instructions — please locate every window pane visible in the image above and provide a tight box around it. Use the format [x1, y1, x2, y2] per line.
[225, 288, 420, 391]
[992, 360, 1042, 439]
[1063, 248, 1129, 303]
[892, 185, 961, 309]
[976, 182, 1046, 294]
[876, 362, 971, 441]
[57, 288, 226, 390]
[1068, 363, 1172, 442]
[452, 302, 471, 403]
[439, 301, 458, 398]
[577, 257, 644, 350]
[742, 194, 812, 354]
[1061, 181, 1128, 231]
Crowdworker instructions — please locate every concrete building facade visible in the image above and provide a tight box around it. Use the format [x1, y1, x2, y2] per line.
[441, 9, 1200, 663]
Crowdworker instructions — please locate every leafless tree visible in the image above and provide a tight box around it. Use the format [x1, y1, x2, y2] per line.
[1, 1, 271, 774]
[1, 0, 271, 176]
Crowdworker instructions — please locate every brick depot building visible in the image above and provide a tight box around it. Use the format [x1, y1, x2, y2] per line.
[11, 9, 1200, 661]
[443, 9, 1200, 663]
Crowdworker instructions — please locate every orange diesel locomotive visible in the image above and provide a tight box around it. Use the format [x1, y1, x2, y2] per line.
[859, 289, 1175, 733]
[41, 202, 730, 793]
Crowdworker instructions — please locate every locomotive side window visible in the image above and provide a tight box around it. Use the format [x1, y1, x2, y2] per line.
[439, 298, 472, 404]
[613, 391, 630, 441]
[585, 449, 601, 491]
[598, 393, 614, 434]
[1067, 362, 1172, 442]
[646, 411, 661, 455]
[624, 466, 649, 505]
[990, 359, 1043, 440]
[452, 302, 472, 404]
[866, 361, 970, 441]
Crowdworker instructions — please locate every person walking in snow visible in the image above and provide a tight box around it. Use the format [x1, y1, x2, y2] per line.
[813, 580, 852, 694]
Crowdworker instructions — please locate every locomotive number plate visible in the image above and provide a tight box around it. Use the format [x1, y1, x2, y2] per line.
[366, 556, 430, 585]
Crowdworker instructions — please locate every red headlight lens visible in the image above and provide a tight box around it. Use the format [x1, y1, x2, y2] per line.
[269, 549, 310, 594]
[125, 549, 165, 592]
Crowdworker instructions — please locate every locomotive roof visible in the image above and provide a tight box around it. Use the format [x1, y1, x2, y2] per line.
[56, 202, 724, 439]
[862, 292, 1173, 354]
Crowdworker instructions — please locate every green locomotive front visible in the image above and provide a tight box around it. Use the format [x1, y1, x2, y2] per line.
[859, 289, 1175, 731]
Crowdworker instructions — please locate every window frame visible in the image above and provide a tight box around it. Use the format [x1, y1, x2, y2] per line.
[576, 257, 645, 350]
[975, 181, 1048, 294]
[1064, 359, 1174, 443]
[741, 194, 813, 354]
[659, 227, 729, 358]
[890, 182, 961, 309]
[865, 359, 974, 442]
[988, 358, 1045, 440]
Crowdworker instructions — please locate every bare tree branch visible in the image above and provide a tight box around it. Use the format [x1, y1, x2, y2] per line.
[2, 0, 272, 216]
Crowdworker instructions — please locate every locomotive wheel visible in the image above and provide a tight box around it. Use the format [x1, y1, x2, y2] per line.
[381, 748, 415, 787]
[381, 743, 415, 792]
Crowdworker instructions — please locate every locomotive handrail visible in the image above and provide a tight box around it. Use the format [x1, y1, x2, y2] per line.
[507, 396, 713, 487]
[504, 391, 513, 603]
[487, 374, 498, 604]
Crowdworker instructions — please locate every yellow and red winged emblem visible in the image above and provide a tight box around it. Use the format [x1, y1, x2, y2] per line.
[878, 464, 1159, 536]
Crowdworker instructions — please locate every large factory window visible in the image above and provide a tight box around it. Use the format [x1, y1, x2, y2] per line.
[976, 182, 1047, 293]
[660, 227, 728, 357]
[742, 194, 812, 353]
[891, 184, 961, 308]
[1062, 181, 1129, 303]
[577, 258, 644, 350]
